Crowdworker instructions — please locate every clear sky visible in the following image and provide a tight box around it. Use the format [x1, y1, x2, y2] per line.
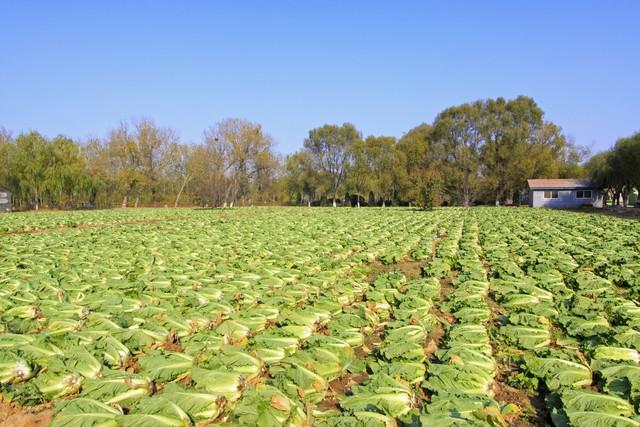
[1, 1, 638, 154]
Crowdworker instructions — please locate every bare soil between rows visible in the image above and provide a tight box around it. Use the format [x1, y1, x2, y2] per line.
[0, 401, 53, 427]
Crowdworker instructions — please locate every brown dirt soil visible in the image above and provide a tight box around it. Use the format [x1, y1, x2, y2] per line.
[124, 354, 141, 373]
[365, 258, 429, 283]
[424, 322, 445, 360]
[161, 332, 183, 353]
[353, 346, 368, 359]
[316, 395, 341, 412]
[571, 206, 640, 219]
[430, 306, 455, 325]
[394, 258, 429, 281]
[177, 375, 192, 386]
[486, 297, 505, 318]
[315, 323, 330, 336]
[438, 277, 455, 296]
[354, 324, 386, 358]
[317, 372, 370, 413]
[328, 372, 369, 395]
[493, 382, 549, 427]
[0, 402, 53, 427]
[365, 230, 447, 283]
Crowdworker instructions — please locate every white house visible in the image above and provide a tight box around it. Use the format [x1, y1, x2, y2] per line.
[527, 179, 603, 208]
[0, 187, 11, 212]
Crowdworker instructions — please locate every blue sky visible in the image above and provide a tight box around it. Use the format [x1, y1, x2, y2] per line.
[1, 1, 638, 154]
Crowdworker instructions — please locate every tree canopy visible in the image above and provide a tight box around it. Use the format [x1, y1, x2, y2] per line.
[287, 96, 585, 208]
[0, 96, 595, 210]
[586, 132, 640, 207]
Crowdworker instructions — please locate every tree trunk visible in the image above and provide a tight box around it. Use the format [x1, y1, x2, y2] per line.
[506, 191, 514, 206]
[307, 200, 311, 208]
[122, 195, 128, 208]
[34, 188, 39, 210]
[495, 188, 502, 206]
[134, 197, 139, 208]
[463, 171, 470, 207]
[357, 198, 360, 208]
[174, 176, 190, 208]
[382, 199, 386, 208]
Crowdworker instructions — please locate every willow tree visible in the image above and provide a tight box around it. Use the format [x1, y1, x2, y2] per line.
[11, 132, 50, 210]
[44, 136, 90, 208]
[588, 132, 640, 207]
[0, 128, 13, 192]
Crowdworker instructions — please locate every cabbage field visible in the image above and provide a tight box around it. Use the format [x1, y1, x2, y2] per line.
[2, 207, 640, 426]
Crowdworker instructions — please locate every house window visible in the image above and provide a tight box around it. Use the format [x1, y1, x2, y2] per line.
[576, 190, 592, 199]
[543, 190, 559, 199]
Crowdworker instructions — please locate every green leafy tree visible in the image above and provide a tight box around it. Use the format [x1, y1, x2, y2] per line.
[11, 132, 51, 210]
[615, 134, 640, 206]
[414, 165, 444, 209]
[285, 151, 319, 206]
[397, 124, 450, 205]
[81, 138, 110, 207]
[345, 138, 373, 207]
[304, 123, 360, 207]
[0, 128, 13, 190]
[432, 102, 483, 206]
[588, 132, 640, 207]
[480, 96, 570, 205]
[345, 136, 397, 207]
[367, 136, 397, 206]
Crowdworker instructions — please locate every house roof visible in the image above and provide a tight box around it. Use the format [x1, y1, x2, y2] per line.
[527, 179, 596, 190]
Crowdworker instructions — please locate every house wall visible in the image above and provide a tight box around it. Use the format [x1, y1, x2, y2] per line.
[0, 189, 11, 212]
[531, 189, 603, 208]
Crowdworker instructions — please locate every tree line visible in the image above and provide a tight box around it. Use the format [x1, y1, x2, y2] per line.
[0, 95, 597, 210]
[287, 96, 586, 207]
[0, 118, 282, 210]
[586, 132, 640, 207]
